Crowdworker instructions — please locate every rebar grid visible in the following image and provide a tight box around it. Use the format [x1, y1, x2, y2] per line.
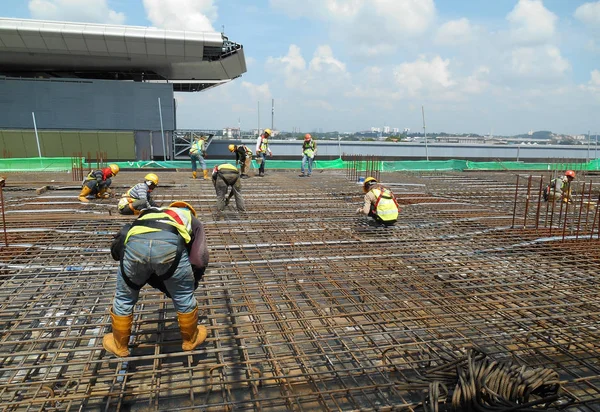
[0, 170, 599, 411]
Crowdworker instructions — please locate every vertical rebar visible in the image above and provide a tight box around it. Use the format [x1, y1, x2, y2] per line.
[511, 175, 520, 228]
[523, 175, 532, 228]
[549, 181, 557, 235]
[584, 181, 593, 234]
[0, 177, 7, 247]
[575, 181, 586, 240]
[534, 176, 543, 230]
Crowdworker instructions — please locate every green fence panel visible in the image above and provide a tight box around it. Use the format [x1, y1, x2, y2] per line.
[383, 159, 467, 171]
[99, 132, 119, 159]
[39, 131, 63, 157]
[60, 131, 83, 155]
[2, 130, 27, 157]
[0, 157, 80, 172]
[115, 132, 136, 159]
[79, 132, 100, 155]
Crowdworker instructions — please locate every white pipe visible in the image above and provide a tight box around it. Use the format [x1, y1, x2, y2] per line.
[158, 97, 166, 160]
[32, 112, 42, 157]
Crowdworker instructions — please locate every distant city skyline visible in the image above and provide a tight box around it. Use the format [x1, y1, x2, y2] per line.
[0, 0, 598, 135]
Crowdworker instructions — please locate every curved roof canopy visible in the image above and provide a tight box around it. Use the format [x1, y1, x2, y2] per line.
[0, 18, 246, 91]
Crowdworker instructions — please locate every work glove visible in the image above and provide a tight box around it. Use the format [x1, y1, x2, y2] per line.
[269, 152, 272, 157]
[356, 207, 363, 214]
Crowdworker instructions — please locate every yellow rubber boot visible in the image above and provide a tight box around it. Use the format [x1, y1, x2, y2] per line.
[203, 170, 210, 180]
[177, 306, 207, 351]
[192, 171, 197, 179]
[102, 308, 133, 357]
[78, 185, 92, 202]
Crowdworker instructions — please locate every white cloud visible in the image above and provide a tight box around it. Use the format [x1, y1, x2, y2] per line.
[143, 0, 216, 31]
[463, 66, 490, 94]
[581, 69, 600, 94]
[507, 0, 557, 45]
[435, 18, 474, 46]
[575, 2, 600, 26]
[241, 81, 272, 101]
[28, 0, 125, 24]
[393, 55, 455, 96]
[267, 44, 348, 94]
[309, 45, 346, 74]
[509, 45, 570, 78]
[270, 0, 435, 56]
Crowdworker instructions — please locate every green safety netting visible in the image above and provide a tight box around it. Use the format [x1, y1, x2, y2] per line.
[0, 157, 80, 172]
[113, 158, 347, 170]
[1, 157, 599, 172]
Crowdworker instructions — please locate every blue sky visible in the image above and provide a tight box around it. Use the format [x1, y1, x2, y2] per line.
[1, 0, 599, 135]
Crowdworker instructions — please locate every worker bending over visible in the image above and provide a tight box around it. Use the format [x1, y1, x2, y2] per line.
[118, 173, 159, 215]
[356, 177, 400, 226]
[103, 201, 209, 357]
[228, 144, 253, 178]
[79, 164, 119, 202]
[212, 163, 246, 212]
[543, 170, 576, 203]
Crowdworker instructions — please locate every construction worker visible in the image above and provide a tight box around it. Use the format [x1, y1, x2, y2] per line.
[78, 164, 119, 203]
[189, 135, 209, 179]
[299, 133, 317, 177]
[543, 170, 576, 203]
[103, 201, 209, 357]
[118, 173, 159, 215]
[356, 177, 400, 226]
[255, 129, 273, 177]
[228, 144, 253, 178]
[211, 163, 246, 211]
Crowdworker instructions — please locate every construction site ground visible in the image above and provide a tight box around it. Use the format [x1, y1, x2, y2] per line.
[0, 169, 599, 411]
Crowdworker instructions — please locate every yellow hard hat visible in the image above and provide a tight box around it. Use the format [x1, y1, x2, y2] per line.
[264, 128, 272, 136]
[363, 177, 377, 193]
[144, 173, 159, 186]
[169, 201, 197, 217]
[109, 164, 120, 176]
[228, 144, 236, 152]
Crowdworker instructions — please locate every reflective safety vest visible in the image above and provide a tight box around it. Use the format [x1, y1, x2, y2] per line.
[125, 207, 193, 244]
[370, 186, 399, 222]
[217, 163, 238, 172]
[190, 139, 204, 155]
[258, 137, 269, 153]
[303, 140, 316, 157]
[242, 145, 253, 157]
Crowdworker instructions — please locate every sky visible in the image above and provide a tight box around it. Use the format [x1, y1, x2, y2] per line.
[1, 0, 599, 135]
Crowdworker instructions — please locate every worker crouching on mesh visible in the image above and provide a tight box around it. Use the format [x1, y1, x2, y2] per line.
[543, 170, 576, 203]
[104, 201, 209, 357]
[118, 173, 159, 215]
[212, 164, 246, 212]
[78, 164, 119, 202]
[356, 177, 400, 226]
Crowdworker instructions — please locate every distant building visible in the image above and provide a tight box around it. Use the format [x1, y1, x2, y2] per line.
[222, 127, 241, 139]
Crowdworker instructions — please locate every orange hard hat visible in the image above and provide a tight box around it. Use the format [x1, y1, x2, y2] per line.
[565, 170, 576, 179]
[169, 201, 197, 217]
[304, 133, 312, 141]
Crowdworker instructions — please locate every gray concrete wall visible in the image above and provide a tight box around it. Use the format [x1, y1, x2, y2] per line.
[0, 77, 174, 131]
